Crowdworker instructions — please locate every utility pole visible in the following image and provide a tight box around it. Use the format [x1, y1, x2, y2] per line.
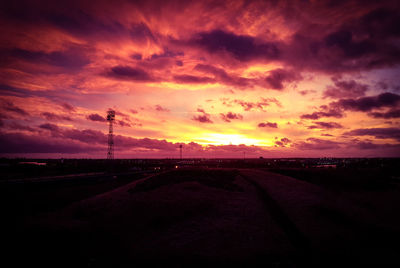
[107, 110, 115, 160]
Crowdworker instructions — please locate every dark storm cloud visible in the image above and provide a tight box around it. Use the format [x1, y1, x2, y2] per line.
[220, 112, 243, 122]
[191, 30, 280, 62]
[87, 113, 106, 122]
[308, 121, 343, 129]
[258, 122, 278, 128]
[323, 78, 369, 99]
[343, 128, 400, 141]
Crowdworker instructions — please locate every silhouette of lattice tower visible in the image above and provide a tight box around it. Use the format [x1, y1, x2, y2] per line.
[107, 110, 115, 160]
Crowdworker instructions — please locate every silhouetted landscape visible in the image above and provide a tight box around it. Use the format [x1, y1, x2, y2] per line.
[2, 158, 400, 267]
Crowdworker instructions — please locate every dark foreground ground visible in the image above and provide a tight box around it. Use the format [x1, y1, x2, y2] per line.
[2, 167, 400, 267]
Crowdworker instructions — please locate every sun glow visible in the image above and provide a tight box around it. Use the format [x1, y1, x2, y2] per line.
[194, 133, 272, 146]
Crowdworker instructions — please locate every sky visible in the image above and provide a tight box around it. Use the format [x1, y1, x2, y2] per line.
[0, 0, 400, 158]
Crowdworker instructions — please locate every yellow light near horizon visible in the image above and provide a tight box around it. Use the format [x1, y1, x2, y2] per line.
[194, 133, 272, 146]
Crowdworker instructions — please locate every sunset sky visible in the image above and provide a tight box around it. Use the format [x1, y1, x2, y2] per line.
[1, 0, 399, 158]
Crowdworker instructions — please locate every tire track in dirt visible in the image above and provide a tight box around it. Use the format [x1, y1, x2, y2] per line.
[239, 171, 320, 266]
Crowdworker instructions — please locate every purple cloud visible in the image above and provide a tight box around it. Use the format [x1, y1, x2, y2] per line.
[192, 108, 213, 123]
[258, 122, 278, 128]
[107, 66, 154, 81]
[220, 112, 243, 122]
[155, 105, 170, 112]
[343, 127, 400, 141]
[1, 100, 28, 116]
[323, 78, 368, 99]
[296, 138, 342, 150]
[173, 74, 214, 84]
[42, 112, 72, 121]
[333, 92, 400, 112]
[308, 121, 343, 129]
[191, 30, 280, 62]
[275, 137, 291, 147]
[265, 68, 301, 90]
[87, 113, 106, 122]
[368, 109, 400, 119]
